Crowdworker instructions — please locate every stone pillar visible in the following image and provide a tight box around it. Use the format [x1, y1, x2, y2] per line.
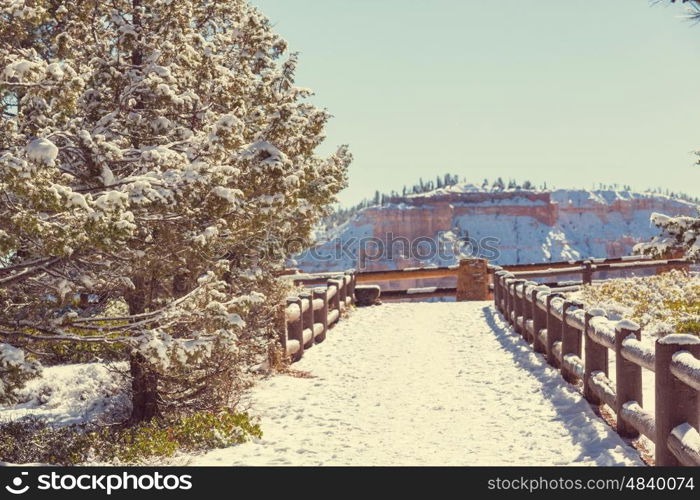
[456, 258, 489, 301]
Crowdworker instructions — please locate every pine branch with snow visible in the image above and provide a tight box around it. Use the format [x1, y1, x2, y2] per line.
[634, 212, 700, 259]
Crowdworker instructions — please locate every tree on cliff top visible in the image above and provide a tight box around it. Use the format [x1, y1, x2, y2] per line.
[0, 0, 350, 421]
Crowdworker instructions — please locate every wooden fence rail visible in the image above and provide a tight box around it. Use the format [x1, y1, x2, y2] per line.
[285, 255, 684, 302]
[508, 258, 690, 283]
[282, 269, 356, 362]
[493, 266, 700, 466]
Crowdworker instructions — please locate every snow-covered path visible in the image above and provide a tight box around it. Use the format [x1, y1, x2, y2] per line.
[191, 302, 643, 466]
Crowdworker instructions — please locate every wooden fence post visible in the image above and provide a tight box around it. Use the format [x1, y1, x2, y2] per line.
[299, 291, 314, 349]
[561, 300, 583, 383]
[313, 287, 329, 343]
[655, 334, 700, 466]
[531, 288, 547, 354]
[345, 270, 356, 305]
[502, 274, 512, 315]
[523, 281, 538, 344]
[582, 260, 593, 285]
[511, 279, 524, 333]
[583, 309, 608, 405]
[286, 297, 304, 361]
[614, 321, 642, 438]
[498, 272, 510, 313]
[504, 280, 512, 323]
[513, 281, 522, 335]
[493, 271, 502, 312]
[337, 275, 348, 311]
[545, 293, 564, 367]
[327, 279, 341, 324]
[520, 283, 529, 342]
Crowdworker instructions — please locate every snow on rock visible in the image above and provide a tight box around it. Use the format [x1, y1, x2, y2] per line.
[0, 363, 130, 426]
[189, 302, 642, 466]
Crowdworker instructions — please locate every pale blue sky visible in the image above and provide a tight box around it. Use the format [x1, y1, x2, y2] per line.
[254, 0, 700, 206]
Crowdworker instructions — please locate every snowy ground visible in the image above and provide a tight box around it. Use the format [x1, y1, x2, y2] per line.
[189, 302, 643, 466]
[0, 362, 130, 426]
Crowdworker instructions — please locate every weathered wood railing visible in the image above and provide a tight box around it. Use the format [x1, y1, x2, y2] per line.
[289, 264, 464, 301]
[340, 259, 491, 301]
[494, 264, 700, 466]
[284, 255, 681, 302]
[349, 256, 663, 299]
[356, 265, 459, 301]
[282, 269, 356, 362]
[505, 257, 690, 285]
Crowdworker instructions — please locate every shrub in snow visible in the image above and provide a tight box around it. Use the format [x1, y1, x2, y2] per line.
[0, 409, 261, 465]
[0, 343, 41, 404]
[573, 270, 700, 338]
[0, 1, 350, 421]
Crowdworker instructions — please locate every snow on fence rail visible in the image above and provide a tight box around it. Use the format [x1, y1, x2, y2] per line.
[282, 269, 356, 362]
[493, 265, 700, 466]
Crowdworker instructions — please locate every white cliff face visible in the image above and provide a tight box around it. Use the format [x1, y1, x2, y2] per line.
[294, 188, 698, 272]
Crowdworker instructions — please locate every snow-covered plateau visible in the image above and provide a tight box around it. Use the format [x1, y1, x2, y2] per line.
[295, 187, 698, 272]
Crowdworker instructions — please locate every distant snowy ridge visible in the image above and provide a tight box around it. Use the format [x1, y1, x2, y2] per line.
[296, 188, 698, 272]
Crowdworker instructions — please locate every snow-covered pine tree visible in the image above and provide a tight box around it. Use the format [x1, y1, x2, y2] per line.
[0, 0, 350, 420]
[634, 212, 700, 259]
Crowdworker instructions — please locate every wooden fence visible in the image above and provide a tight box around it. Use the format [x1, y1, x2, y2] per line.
[282, 269, 356, 362]
[286, 255, 688, 302]
[505, 258, 689, 284]
[493, 262, 700, 466]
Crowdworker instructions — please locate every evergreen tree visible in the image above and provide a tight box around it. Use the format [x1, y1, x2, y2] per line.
[0, 0, 350, 419]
